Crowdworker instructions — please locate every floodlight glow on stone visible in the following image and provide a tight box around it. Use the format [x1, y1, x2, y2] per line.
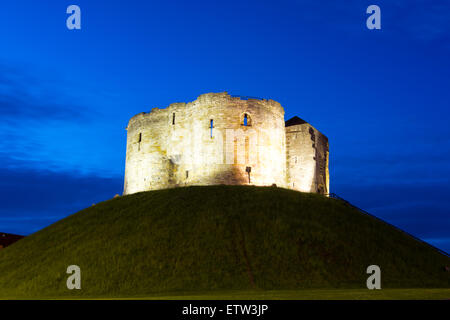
[123, 92, 329, 195]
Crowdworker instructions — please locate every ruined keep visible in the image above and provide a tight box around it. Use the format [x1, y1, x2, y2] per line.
[123, 92, 329, 195]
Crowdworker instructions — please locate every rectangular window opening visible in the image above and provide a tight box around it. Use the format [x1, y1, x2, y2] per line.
[138, 133, 142, 151]
[172, 113, 175, 125]
[210, 119, 213, 138]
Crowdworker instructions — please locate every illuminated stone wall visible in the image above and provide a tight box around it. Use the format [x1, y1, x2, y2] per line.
[285, 118, 329, 194]
[123, 92, 329, 195]
[123, 93, 287, 194]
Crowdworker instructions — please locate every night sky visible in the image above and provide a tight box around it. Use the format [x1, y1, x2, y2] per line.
[0, 1, 449, 252]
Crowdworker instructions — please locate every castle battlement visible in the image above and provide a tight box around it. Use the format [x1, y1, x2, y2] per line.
[123, 92, 329, 195]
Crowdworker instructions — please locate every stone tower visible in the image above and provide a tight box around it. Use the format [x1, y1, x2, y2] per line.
[123, 92, 329, 195]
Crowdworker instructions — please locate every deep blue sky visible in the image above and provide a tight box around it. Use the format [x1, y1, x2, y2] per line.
[0, 1, 449, 252]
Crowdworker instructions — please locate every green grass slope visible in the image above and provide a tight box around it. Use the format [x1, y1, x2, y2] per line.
[0, 186, 448, 298]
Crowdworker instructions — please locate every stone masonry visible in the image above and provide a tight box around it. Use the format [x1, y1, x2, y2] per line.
[123, 92, 329, 195]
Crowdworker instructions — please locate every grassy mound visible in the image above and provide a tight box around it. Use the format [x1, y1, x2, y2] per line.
[0, 186, 448, 298]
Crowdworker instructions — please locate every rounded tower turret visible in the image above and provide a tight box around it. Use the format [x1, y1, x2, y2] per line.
[123, 92, 287, 194]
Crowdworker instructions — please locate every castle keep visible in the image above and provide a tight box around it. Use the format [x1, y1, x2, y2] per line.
[123, 92, 329, 195]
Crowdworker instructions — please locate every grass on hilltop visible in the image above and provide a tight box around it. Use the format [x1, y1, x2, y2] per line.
[0, 185, 448, 299]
